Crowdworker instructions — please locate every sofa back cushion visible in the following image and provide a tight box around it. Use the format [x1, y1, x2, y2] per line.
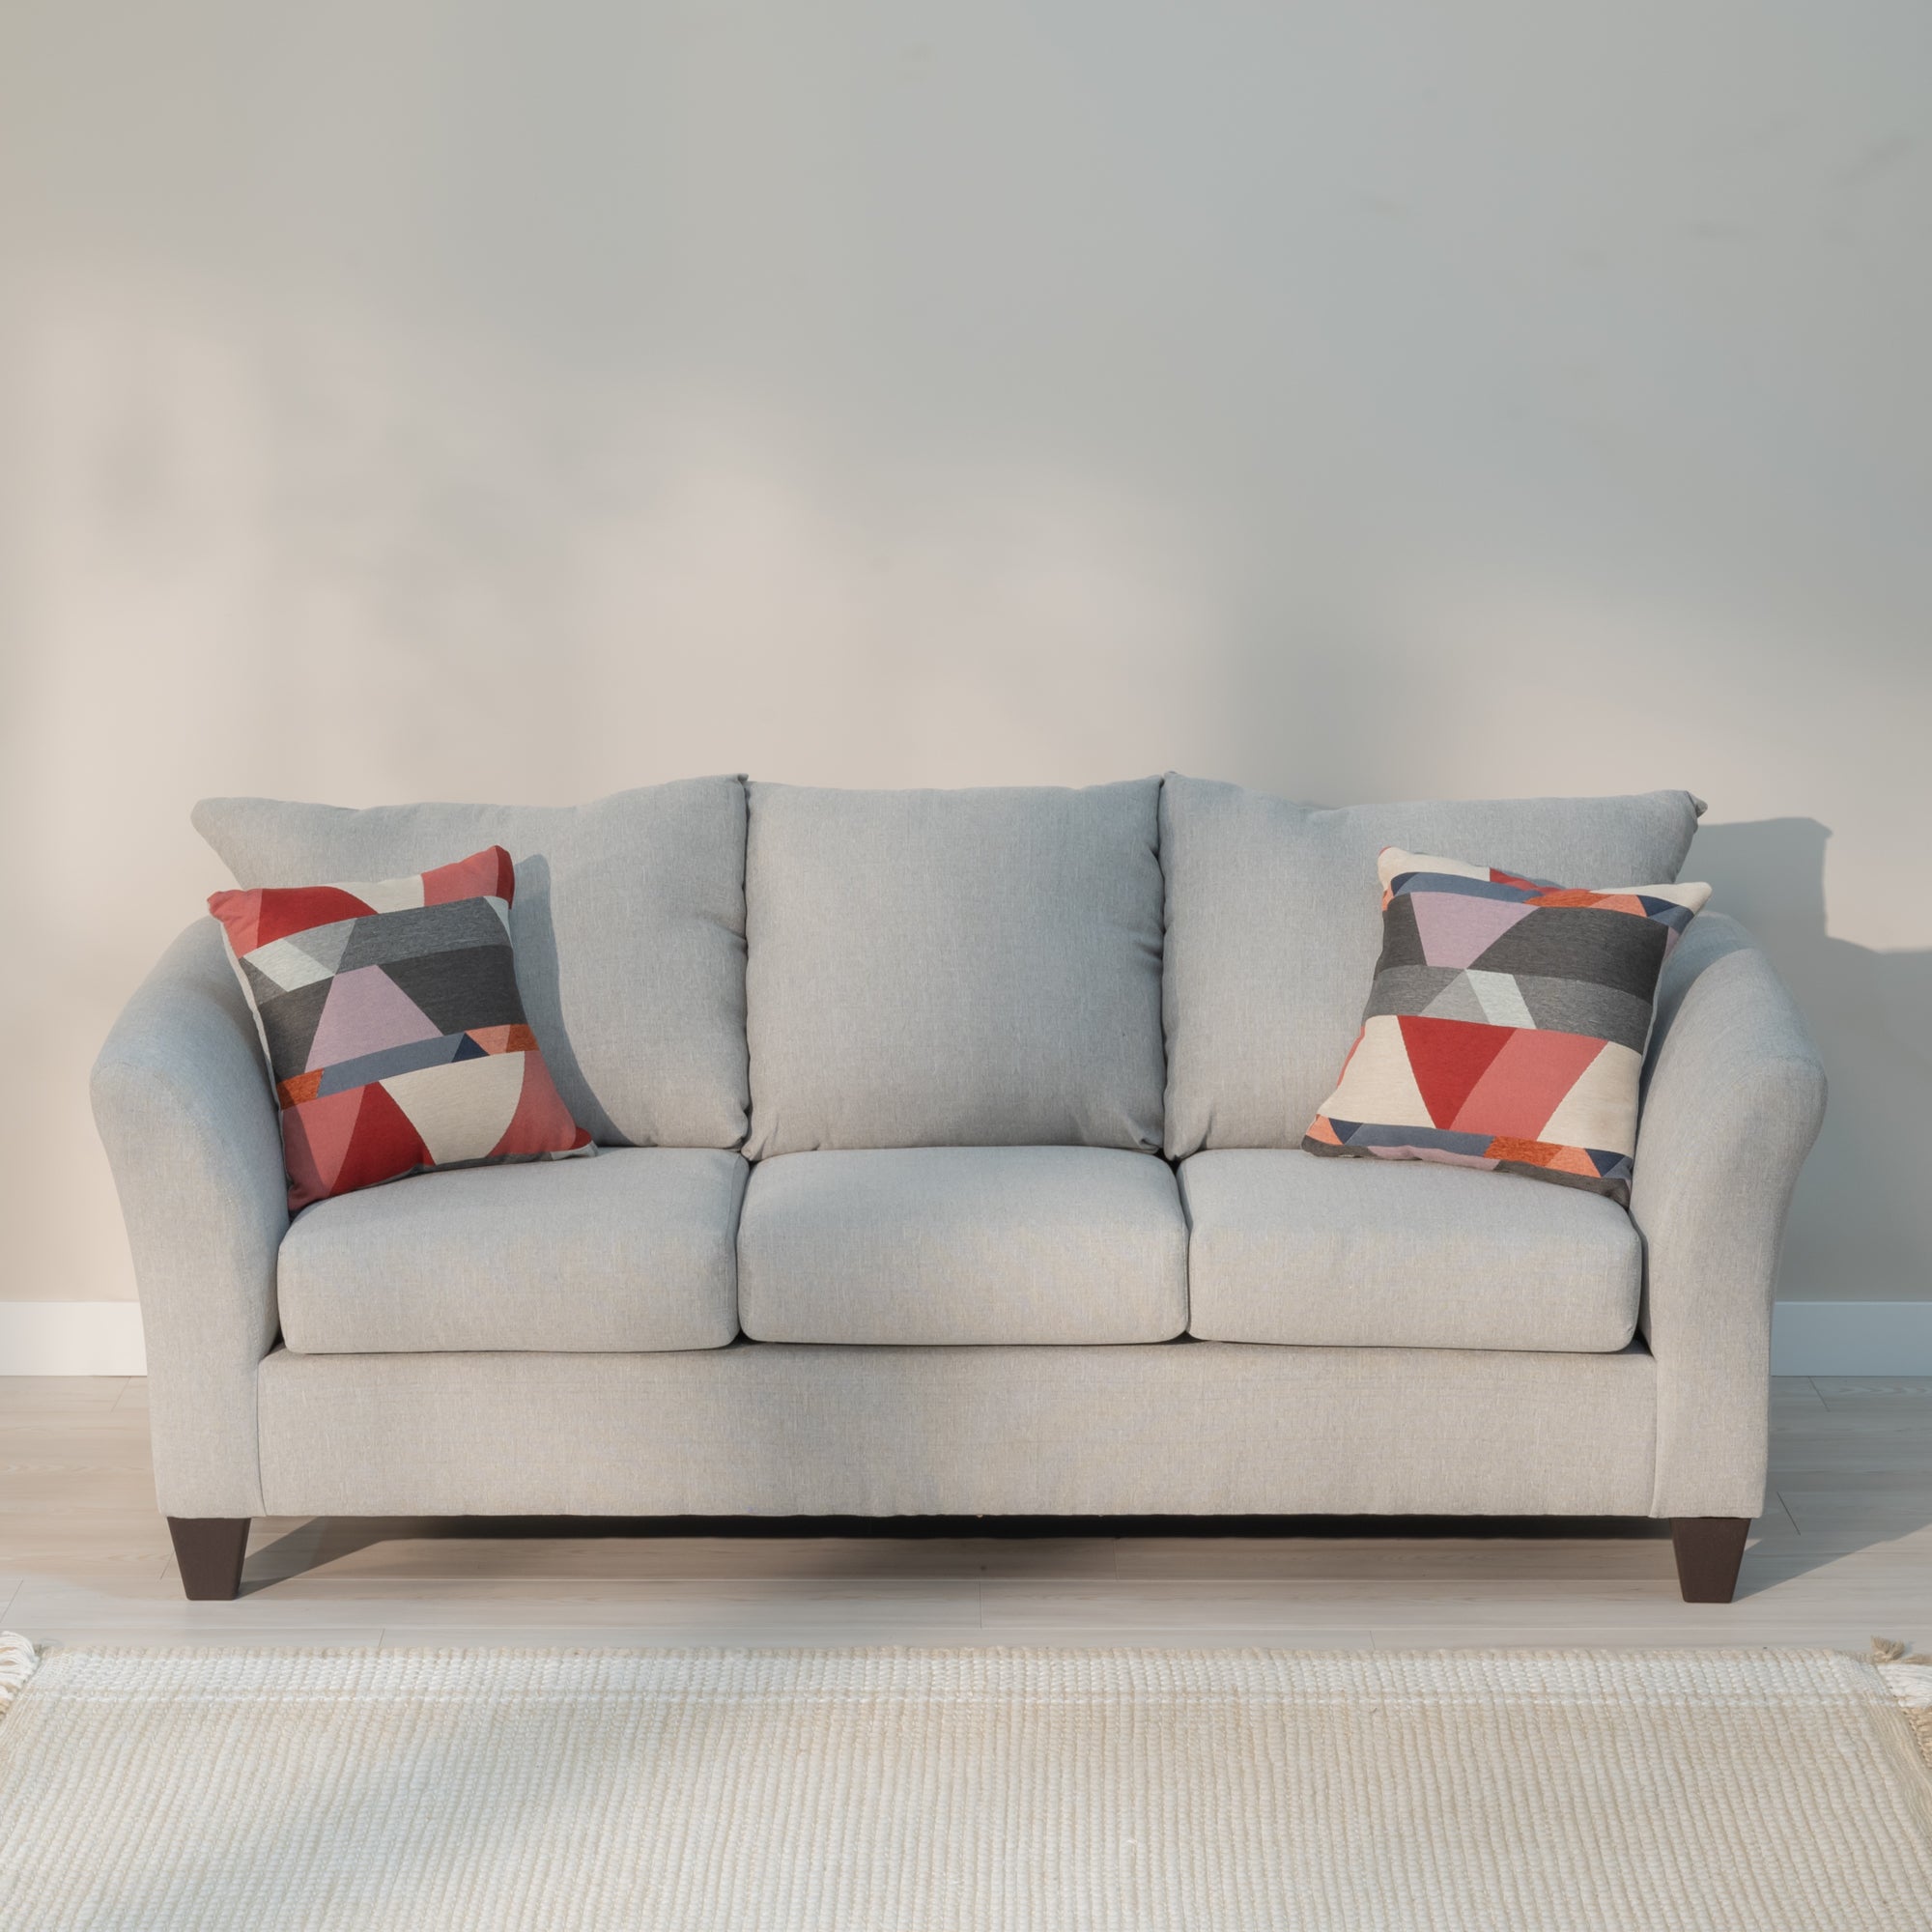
[745, 780, 1165, 1155]
[1159, 775, 1704, 1157]
[193, 778, 749, 1150]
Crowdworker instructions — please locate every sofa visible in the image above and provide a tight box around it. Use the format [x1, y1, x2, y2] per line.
[92, 775, 1826, 1605]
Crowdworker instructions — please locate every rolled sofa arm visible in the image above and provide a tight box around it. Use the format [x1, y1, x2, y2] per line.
[92, 918, 286, 1517]
[1631, 912, 1826, 1519]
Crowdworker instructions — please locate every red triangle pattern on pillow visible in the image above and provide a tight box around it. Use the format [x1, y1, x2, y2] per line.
[208, 845, 592, 1209]
[1303, 845, 1711, 1202]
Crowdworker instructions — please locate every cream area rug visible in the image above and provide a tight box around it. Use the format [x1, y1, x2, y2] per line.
[3, 1636, 1932, 1930]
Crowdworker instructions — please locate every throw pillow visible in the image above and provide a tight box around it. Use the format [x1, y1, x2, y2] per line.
[1302, 847, 1710, 1201]
[208, 845, 593, 1209]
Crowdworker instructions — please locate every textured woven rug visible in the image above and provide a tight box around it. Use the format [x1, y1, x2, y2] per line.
[3, 1636, 1931, 1930]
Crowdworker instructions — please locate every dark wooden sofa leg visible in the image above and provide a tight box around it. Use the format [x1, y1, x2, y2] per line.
[1671, 1517, 1749, 1603]
[167, 1518, 250, 1601]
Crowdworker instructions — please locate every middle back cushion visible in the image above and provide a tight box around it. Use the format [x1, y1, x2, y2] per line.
[745, 780, 1165, 1156]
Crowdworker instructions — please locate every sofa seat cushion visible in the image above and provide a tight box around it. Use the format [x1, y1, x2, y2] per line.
[277, 1148, 748, 1353]
[1179, 1149, 1639, 1352]
[737, 1147, 1187, 1345]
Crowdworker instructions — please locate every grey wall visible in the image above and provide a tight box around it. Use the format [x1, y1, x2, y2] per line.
[2, 1, 1927, 1306]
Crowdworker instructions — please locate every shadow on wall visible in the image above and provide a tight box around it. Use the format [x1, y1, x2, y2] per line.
[1689, 819, 1932, 1304]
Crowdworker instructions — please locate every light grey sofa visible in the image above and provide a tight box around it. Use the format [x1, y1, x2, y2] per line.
[92, 775, 1826, 1605]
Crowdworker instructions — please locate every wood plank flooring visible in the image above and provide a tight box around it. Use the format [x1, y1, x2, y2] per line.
[5, 1375, 1932, 1652]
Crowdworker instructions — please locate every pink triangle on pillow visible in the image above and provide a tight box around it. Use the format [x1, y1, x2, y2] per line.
[1407, 892, 1535, 971]
[305, 966, 441, 1071]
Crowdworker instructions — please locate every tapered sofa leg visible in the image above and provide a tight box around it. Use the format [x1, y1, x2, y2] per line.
[1671, 1518, 1749, 1604]
[167, 1517, 250, 1601]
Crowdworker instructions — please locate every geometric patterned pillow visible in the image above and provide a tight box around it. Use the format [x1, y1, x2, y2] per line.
[208, 845, 593, 1210]
[1302, 847, 1710, 1202]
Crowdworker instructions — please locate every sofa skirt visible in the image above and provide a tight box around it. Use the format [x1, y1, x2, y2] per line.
[255, 1339, 1658, 1520]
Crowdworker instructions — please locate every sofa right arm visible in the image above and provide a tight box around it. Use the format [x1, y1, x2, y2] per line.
[1630, 913, 1826, 1520]
[92, 918, 287, 1517]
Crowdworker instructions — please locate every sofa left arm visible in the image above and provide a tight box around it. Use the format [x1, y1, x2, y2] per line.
[92, 918, 287, 1518]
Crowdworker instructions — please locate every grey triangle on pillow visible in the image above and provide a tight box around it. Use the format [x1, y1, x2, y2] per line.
[1419, 975, 1490, 1026]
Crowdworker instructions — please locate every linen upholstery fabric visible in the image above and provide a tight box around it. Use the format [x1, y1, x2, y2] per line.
[91, 919, 281, 1518]
[1180, 1150, 1640, 1352]
[210, 846, 592, 1208]
[1634, 912, 1827, 1519]
[193, 778, 749, 1151]
[277, 1149, 748, 1354]
[736, 1147, 1187, 1346]
[1303, 848, 1710, 1201]
[1159, 776, 1704, 1157]
[97, 782, 1824, 1536]
[101, 912, 1824, 1530]
[255, 1342, 1658, 1518]
[744, 781, 1165, 1155]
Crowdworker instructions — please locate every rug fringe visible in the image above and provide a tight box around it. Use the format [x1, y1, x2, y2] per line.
[0, 1632, 38, 1717]
[1871, 1637, 1932, 1771]
[1889, 1699, 1932, 1773]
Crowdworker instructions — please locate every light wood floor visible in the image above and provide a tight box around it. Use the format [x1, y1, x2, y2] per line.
[5, 1375, 1932, 1652]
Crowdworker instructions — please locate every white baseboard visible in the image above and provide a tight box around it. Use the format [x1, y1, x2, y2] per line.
[0, 1298, 1925, 1379]
[0, 1301, 147, 1376]
[1770, 1301, 1932, 1377]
